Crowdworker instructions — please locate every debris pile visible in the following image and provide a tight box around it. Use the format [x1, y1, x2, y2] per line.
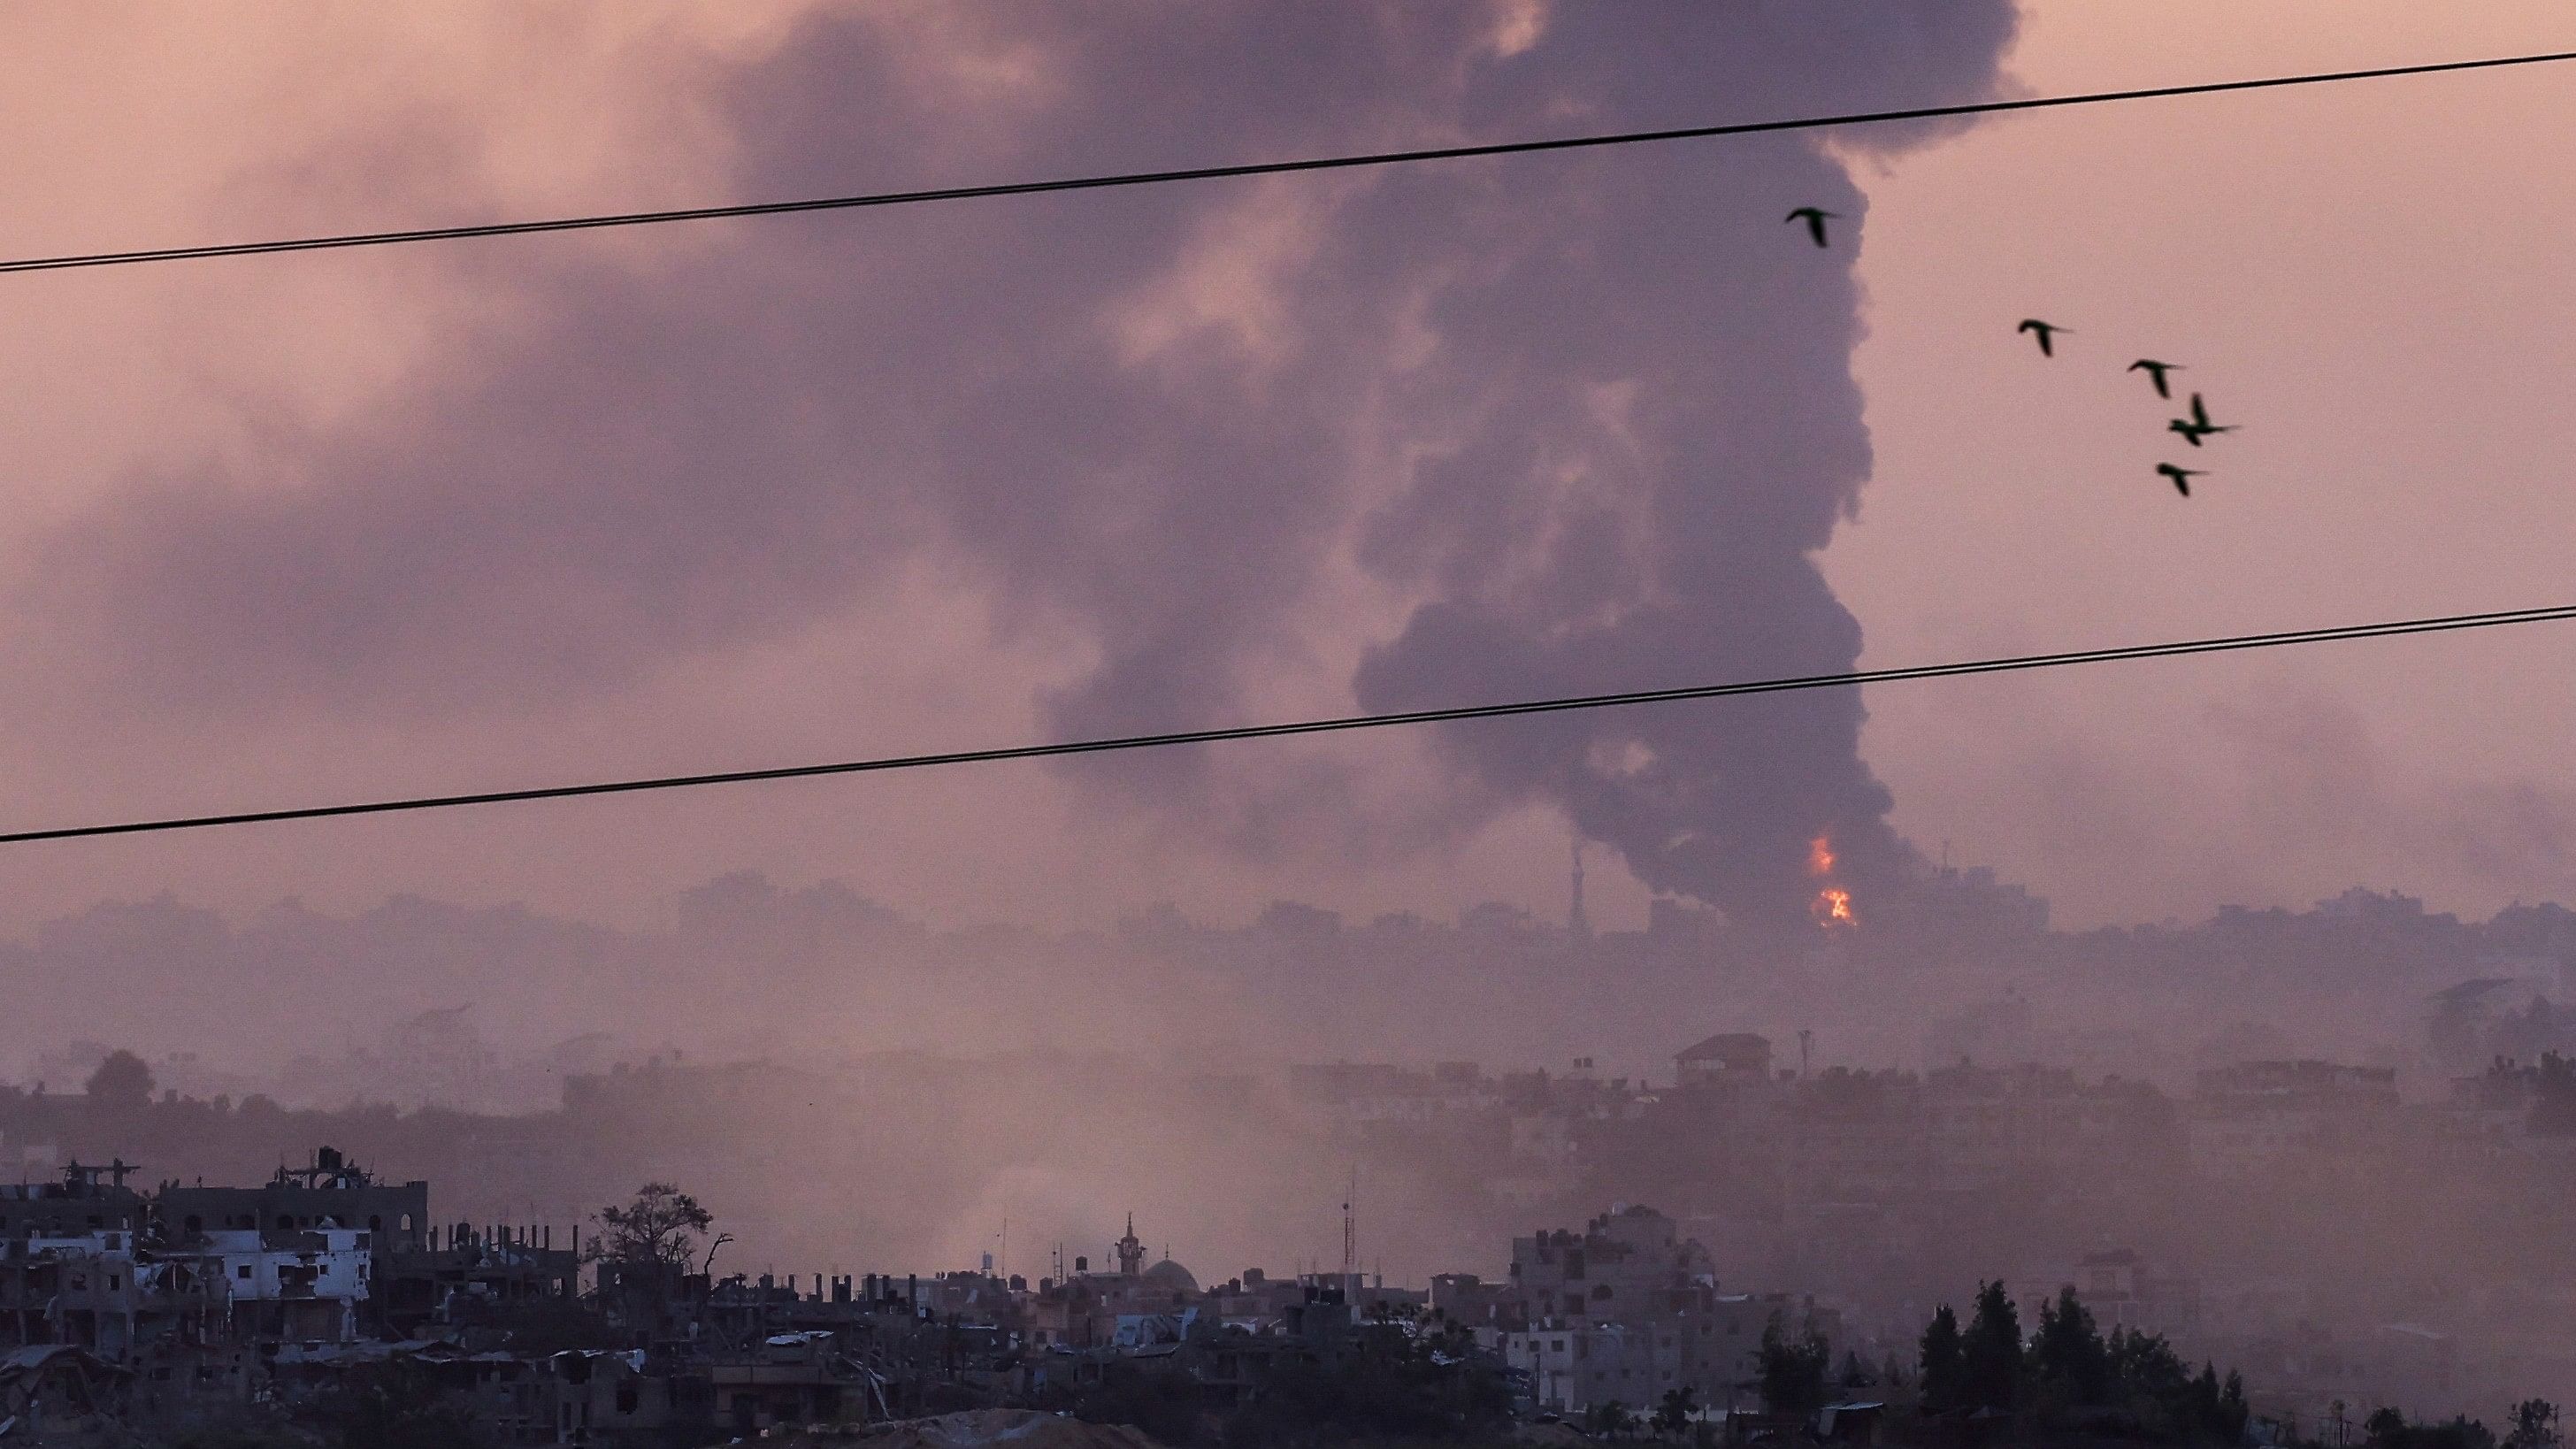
[763, 1408, 1169, 1449]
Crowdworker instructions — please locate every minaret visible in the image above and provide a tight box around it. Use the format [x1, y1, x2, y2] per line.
[1568, 838, 1591, 939]
[1115, 1214, 1146, 1276]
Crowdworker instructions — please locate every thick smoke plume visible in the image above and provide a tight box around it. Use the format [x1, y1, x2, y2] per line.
[24, 4, 2020, 926]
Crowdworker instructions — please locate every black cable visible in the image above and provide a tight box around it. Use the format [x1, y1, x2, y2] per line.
[5, 602, 2569, 846]
[5, 50, 2572, 277]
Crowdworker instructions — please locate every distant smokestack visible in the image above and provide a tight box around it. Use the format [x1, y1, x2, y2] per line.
[1569, 839, 1591, 939]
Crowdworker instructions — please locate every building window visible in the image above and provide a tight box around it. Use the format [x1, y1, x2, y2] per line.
[238, 1265, 253, 1280]
[617, 1386, 639, 1414]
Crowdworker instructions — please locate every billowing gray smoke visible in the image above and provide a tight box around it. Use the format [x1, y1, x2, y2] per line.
[27, 3, 2020, 929]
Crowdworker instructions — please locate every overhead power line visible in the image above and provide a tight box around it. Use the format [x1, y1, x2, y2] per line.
[4, 602, 2570, 847]
[4, 49, 2572, 277]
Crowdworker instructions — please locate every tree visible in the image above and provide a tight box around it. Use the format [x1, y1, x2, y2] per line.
[2105, 1326, 2193, 1437]
[2509, 1401, 2562, 1449]
[2370, 1410, 2499, 1449]
[1587, 1400, 1637, 1439]
[1920, 1304, 1966, 1414]
[1214, 1323, 1509, 1449]
[85, 1050, 156, 1111]
[2029, 1285, 2112, 1407]
[1071, 1364, 1204, 1447]
[2188, 1364, 2224, 1436]
[1653, 1387, 1698, 1439]
[1759, 1312, 1833, 1418]
[1836, 1350, 1875, 1394]
[2219, 1370, 2251, 1442]
[585, 1183, 712, 1270]
[1960, 1281, 2023, 1413]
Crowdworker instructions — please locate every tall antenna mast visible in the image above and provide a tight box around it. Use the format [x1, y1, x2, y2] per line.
[1341, 1168, 1357, 1283]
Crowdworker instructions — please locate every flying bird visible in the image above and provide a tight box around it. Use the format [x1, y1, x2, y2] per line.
[1785, 207, 1838, 248]
[2167, 392, 2238, 447]
[2155, 463, 2204, 497]
[2128, 358, 2183, 399]
[2017, 318, 2069, 357]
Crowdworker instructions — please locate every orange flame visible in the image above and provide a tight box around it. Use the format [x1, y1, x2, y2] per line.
[1808, 835, 1854, 927]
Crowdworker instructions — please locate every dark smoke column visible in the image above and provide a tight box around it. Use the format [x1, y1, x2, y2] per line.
[1349, 8, 2018, 934]
[21, 3, 2020, 937]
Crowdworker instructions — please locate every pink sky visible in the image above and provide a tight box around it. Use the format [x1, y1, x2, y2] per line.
[1, 1, 2571, 942]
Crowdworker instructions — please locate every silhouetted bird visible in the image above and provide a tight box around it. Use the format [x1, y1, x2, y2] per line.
[1785, 207, 1838, 248]
[2017, 318, 2069, 357]
[2167, 392, 2238, 447]
[2128, 358, 2183, 398]
[2155, 463, 2204, 497]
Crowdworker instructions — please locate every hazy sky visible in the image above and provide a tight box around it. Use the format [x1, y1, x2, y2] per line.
[1, 0, 2571, 946]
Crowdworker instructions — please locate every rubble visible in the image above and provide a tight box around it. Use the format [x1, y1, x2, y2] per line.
[763, 1408, 1168, 1449]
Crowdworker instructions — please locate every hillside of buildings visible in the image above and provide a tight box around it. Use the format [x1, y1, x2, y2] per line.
[8, 879, 2576, 1442]
[5, 1003, 2576, 1440]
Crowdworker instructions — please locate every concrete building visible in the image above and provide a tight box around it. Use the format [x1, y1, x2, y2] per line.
[0, 1161, 147, 1240]
[2189, 1062, 2402, 1180]
[156, 1146, 428, 1251]
[381, 1222, 580, 1330]
[1675, 1035, 1776, 1091]
[1510, 1205, 1716, 1325]
[197, 1226, 372, 1342]
[1496, 1205, 1800, 1414]
[2072, 1248, 2202, 1338]
[0, 1230, 227, 1364]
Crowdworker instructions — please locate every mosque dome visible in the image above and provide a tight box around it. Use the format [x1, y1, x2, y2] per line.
[1142, 1259, 1200, 1295]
